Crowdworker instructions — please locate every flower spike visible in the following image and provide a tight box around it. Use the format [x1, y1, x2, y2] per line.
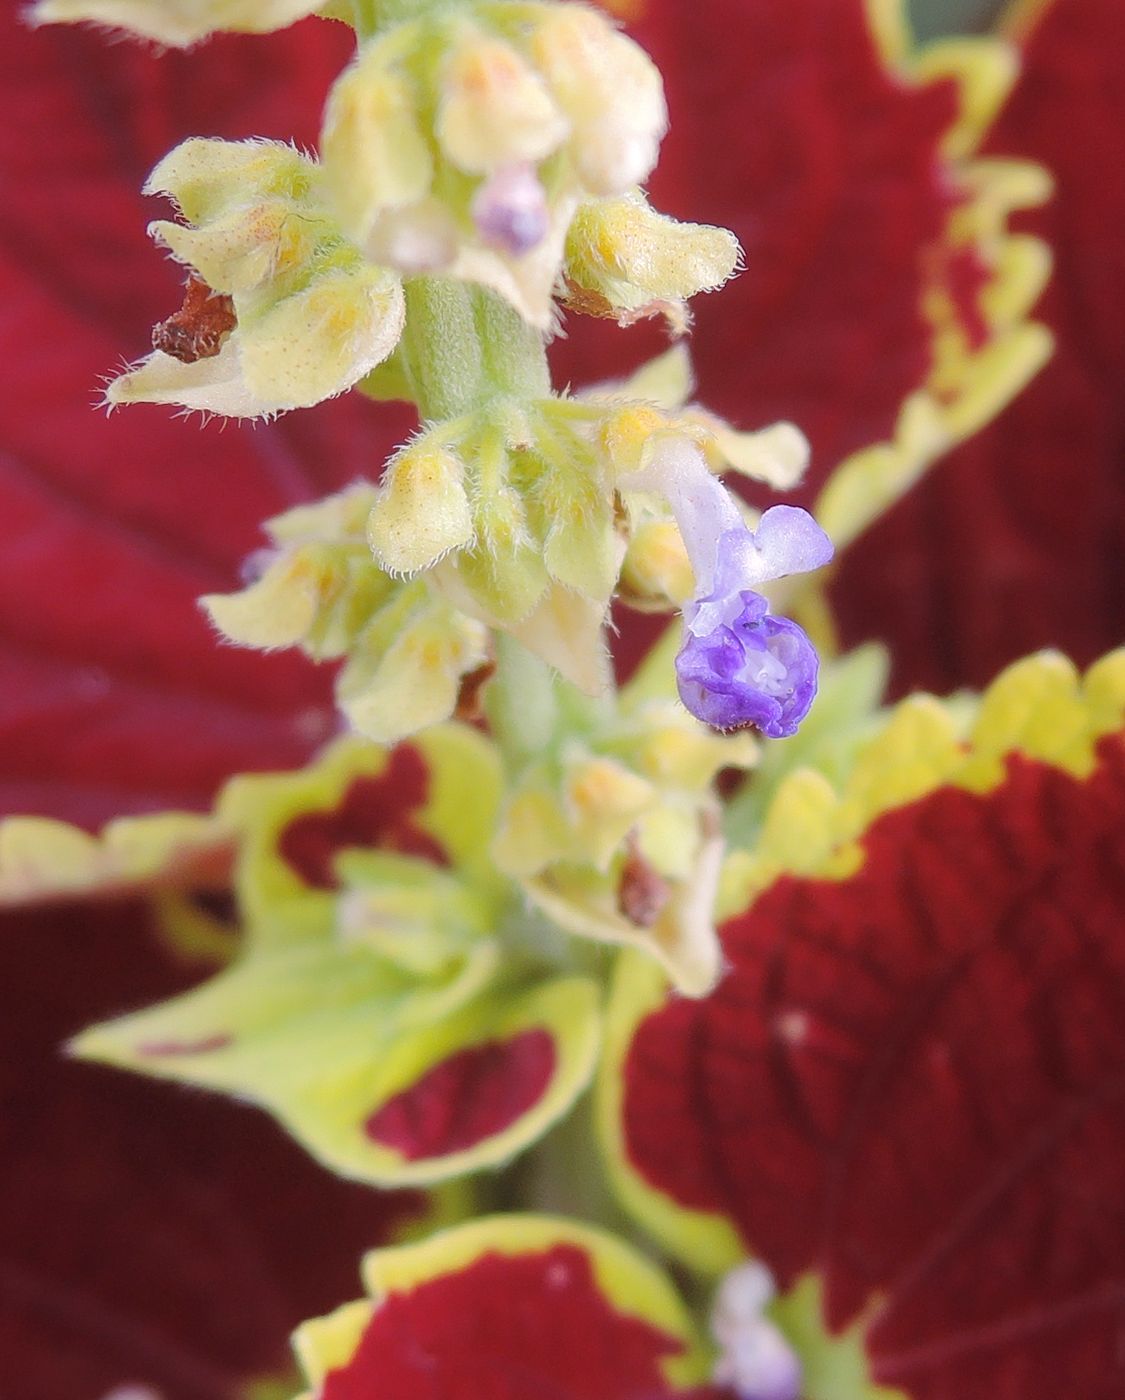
[623, 436, 833, 738]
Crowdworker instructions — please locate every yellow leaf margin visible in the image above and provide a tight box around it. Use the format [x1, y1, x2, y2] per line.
[0, 809, 230, 908]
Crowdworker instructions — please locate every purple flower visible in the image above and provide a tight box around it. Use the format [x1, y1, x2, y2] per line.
[471, 164, 550, 255]
[620, 437, 833, 739]
[711, 1261, 802, 1400]
[676, 509, 832, 737]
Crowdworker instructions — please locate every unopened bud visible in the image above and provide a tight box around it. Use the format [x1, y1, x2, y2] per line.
[437, 35, 568, 174]
[144, 137, 311, 225]
[566, 194, 740, 315]
[367, 441, 475, 575]
[202, 545, 347, 652]
[237, 263, 405, 413]
[532, 7, 666, 195]
[599, 404, 672, 477]
[322, 57, 433, 242]
[619, 518, 694, 607]
[150, 201, 326, 296]
[338, 596, 489, 744]
[32, 0, 322, 48]
[564, 755, 655, 870]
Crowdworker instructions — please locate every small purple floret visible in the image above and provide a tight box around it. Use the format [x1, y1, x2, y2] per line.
[676, 596, 818, 738]
[471, 164, 550, 256]
[711, 1261, 802, 1400]
[674, 512, 832, 738]
[715, 1318, 803, 1400]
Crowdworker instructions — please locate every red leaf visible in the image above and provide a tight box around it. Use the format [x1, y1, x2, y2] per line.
[365, 1030, 556, 1161]
[321, 1244, 691, 1400]
[0, 13, 414, 825]
[278, 746, 448, 891]
[0, 900, 422, 1400]
[621, 735, 1125, 1398]
[834, 0, 1125, 692]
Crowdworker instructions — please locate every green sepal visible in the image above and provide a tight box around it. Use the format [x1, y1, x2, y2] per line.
[723, 644, 890, 847]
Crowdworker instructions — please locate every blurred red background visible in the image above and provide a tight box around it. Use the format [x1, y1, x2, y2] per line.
[0, 0, 1121, 1395]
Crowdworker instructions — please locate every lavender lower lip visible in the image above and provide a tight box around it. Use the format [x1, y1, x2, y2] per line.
[676, 589, 820, 737]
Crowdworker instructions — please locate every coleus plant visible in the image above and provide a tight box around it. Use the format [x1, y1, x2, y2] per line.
[2, 2, 1123, 1399]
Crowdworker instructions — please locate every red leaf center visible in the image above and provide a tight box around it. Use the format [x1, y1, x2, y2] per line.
[365, 1029, 556, 1162]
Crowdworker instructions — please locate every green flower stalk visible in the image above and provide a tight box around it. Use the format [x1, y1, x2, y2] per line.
[28, 0, 856, 1391]
[38, 0, 837, 1138]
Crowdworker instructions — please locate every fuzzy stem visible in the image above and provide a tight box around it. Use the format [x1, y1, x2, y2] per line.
[485, 632, 560, 770]
[398, 275, 579, 769]
[399, 279, 550, 419]
[354, 0, 449, 35]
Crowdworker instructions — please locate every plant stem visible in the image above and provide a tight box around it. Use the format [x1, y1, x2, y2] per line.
[473, 287, 551, 402]
[354, 0, 446, 35]
[397, 277, 580, 766]
[485, 632, 560, 769]
[399, 279, 550, 419]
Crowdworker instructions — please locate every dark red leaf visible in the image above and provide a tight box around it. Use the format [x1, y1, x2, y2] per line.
[834, 0, 1125, 692]
[622, 736, 1125, 1399]
[365, 1030, 555, 1161]
[0, 12, 414, 825]
[321, 1244, 690, 1400]
[0, 900, 422, 1400]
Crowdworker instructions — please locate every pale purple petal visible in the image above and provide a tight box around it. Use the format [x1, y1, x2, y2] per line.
[713, 1318, 803, 1400]
[746, 504, 835, 585]
[471, 164, 550, 255]
[711, 1262, 802, 1400]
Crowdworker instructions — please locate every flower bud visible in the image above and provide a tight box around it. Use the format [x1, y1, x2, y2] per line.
[619, 519, 694, 608]
[236, 263, 405, 414]
[266, 482, 378, 547]
[322, 55, 434, 243]
[145, 137, 312, 225]
[437, 34, 568, 175]
[203, 545, 348, 653]
[598, 404, 670, 477]
[338, 593, 490, 744]
[367, 440, 475, 575]
[566, 194, 740, 319]
[532, 6, 666, 195]
[31, 0, 323, 50]
[563, 754, 656, 870]
[203, 485, 393, 661]
[110, 139, 407, 419]
[150, 201, 328, 296]
[492, 786, 573, 879]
